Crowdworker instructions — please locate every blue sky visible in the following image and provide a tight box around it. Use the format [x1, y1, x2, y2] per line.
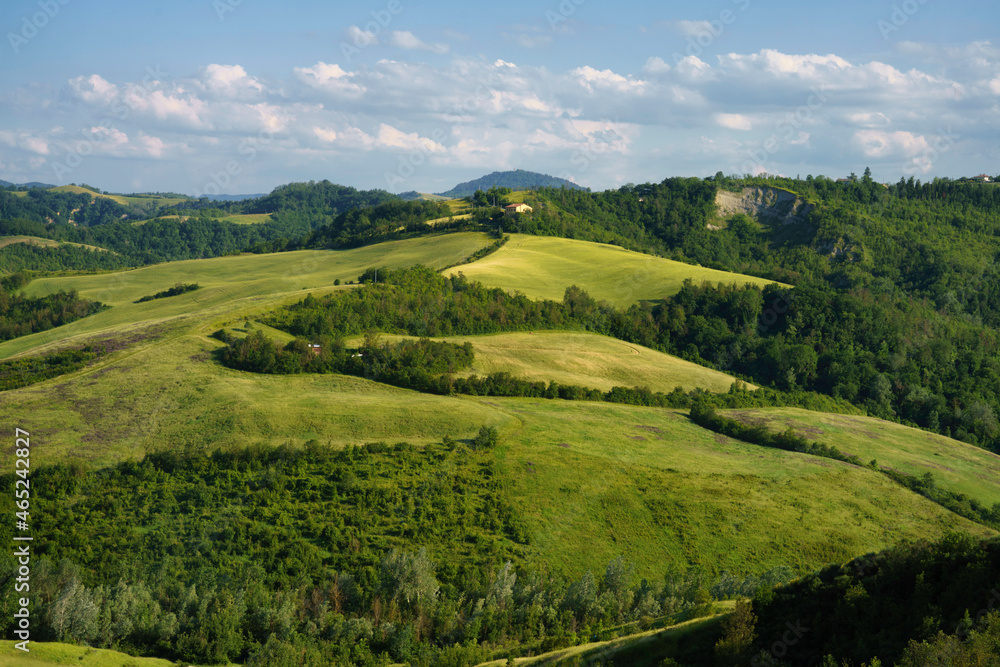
[1, 0, 998, 195]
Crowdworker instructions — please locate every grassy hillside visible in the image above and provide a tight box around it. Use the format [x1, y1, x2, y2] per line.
[490, 398, 994, 578]
[358, 330, 753, 393]
[48, 185, 189, 208]
[478, 607, 732, 666]
[4, 232, 491, 358]
[217, 213, 273, 225]
[4, 229, 1000, 663]
[0, 642, 179, 666]
[724, 407, 1000, 505]
[2, 320, 990, 578]
[0, 235, 113, 253]
[452, 234, 785, 307]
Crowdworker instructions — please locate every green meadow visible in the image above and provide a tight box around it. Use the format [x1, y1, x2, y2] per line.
[3, 232, 492, 358]
[0, 235, 112, 253]
[486, 398, 994, 578]
[216, 213, 273, 225]
[724, 407, 1000, 506]
[0, 641, 181, 666]
[449, 234, 786, 307]
[354, 330, 752, 393]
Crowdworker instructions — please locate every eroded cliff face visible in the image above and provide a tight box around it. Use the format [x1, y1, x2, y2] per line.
[715, 187, 812, 225]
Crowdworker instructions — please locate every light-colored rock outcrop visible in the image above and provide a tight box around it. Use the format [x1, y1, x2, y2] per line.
[715, 187, 812, 226]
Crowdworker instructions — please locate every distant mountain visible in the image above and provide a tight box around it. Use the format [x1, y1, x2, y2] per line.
[436, 169, 587, 198]
[0, 180, 56, 189]
[202, 193, 267, 202]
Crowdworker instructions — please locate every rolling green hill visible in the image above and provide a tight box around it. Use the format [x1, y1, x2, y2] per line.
[6, 186, 1000, 664]
[4, 232, 491, 358]
[356, 330, 754, 393]
[0, 232, 989, 580]
[2, 220, 1000, 665]
[49, 185, 189, 208]
[451, 234, 785, 307]
[0, 235, 113, 253]
[723, 407, 1000, 505]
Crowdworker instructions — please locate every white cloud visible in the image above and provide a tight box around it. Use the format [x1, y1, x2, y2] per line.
[512, 33, 553, 49]
[377, 124, 444, 153]
[0, 130, 51, 156]
[571, 66, 645, 93]
[853, 130, 930, 158]
[388, 31, 448, 54]
[848, 112, 892, 127]
[294, 62, 364, 97]
[139, 133, 166, 158]
[643, 57, 671, 75]
[313, 127, 338, 143]
[201, 64, 263, 97]
[68, 74, 118, 104]
[719, 50, 851, 78]
[5, 44, 999, 192]
[715, 113, 752, 131]
[676, 20, 716, 38]
[346, 25, 379, 47]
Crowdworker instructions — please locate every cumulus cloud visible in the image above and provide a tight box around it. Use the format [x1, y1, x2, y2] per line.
[68, 74, 118, 104]
[294, 62, 364, 97]
[201, 64, 263, 97]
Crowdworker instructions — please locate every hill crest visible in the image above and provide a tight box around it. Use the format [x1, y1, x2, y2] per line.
[436, 169, 586, 198]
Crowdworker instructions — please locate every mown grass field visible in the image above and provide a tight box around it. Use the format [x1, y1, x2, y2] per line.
[9, 190, 27, 197]
[452, 234, 786, 307]
[356, 331, 752, 393]
[724, 408, 1000, 506]
[0, 641, 182, 666]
